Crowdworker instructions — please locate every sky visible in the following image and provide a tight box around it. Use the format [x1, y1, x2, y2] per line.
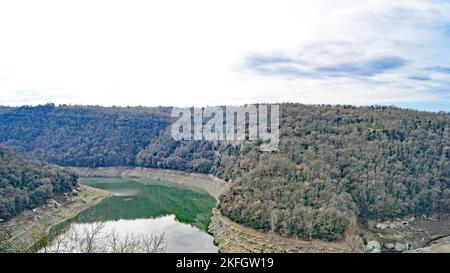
[0, 0, 450, 111]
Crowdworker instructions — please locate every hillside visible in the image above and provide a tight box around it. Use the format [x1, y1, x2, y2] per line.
[1, 104, 449, 241]
[138, 104, 450, 241]
[0, 146, 78, 221]
[0, 104, 171, 167]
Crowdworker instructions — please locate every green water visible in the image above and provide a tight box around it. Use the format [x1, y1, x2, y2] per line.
[77, 177, 217, 231]
[35, 177, 219, 253]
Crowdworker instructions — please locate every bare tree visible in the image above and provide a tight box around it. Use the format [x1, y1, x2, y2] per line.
[141, 233, 167, 253]
[50, 232, 66, 253]
[302, 208, 315, 241]
[108, 231, 140, 253]
[42, 222, 167, 253]
[344, 222, 363, 253]
[80, 222, 106, 253]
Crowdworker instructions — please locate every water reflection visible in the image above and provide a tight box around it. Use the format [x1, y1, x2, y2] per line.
[99, 215, 218, 253]
[47, 215, 218, 253]
[47, 177, 219, 253]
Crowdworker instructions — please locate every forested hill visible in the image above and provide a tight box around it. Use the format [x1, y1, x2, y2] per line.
[0, 104, 172, 167]
[1, 103, 449, 240]
[137, 104, 450, 241]
[0, 146, 78, 220]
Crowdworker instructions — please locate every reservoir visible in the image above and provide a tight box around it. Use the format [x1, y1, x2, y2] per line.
[44, 177, 219, 253]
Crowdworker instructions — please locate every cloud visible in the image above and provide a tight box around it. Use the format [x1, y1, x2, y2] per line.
[244, 54, 309, 77]
[316, 56, 406, 77]
[409, 75, 431, 81]
[245, 50, 406, 79]
[0, 0, 450, 111]
[428, 66, 450, 74]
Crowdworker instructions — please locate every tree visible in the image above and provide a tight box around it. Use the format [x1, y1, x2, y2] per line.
[0, 225, 13, 253]
[0, 147, 78, 221]
[2, 104, 449, 241]
[41, 222, 167, 253]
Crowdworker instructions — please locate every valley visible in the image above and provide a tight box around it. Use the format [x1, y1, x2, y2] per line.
[1, 104, 450, 253]
[2, 165, 450, 253]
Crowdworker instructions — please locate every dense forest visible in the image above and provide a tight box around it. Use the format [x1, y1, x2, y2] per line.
[0, 146, 78, 220]
[136, 104, 450, 240]
[1, 103, 449, 241]
[0, 104, 171, 167]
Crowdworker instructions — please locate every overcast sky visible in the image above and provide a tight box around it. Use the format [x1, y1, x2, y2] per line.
[0, 0, 449, 111]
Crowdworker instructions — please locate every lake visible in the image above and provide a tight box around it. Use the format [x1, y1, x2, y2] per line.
[43, 177, 219, 253]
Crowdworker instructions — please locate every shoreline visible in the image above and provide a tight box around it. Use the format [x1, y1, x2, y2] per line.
[70, 167, 354, 253]
[5, 166, 449, 253]
[2, 185, 111, 251]
[70, 166, 229, 201]
[208, 208, 351, 253]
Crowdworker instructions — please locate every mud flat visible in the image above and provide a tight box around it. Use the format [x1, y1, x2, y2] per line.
[2, 185, 110, 251]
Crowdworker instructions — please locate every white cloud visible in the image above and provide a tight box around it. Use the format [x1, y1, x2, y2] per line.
[0, 0, 449, 110]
